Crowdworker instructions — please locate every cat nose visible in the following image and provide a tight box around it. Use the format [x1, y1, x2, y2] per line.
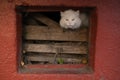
[68, 22, 73, 25]
[67, 23, 70, 25]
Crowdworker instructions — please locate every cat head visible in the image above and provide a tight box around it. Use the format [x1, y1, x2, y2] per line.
[60, 9, 80, 17]
[60, 9, 81, 29]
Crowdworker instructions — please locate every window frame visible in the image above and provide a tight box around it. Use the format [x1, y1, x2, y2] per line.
[16, 6, 97, 74]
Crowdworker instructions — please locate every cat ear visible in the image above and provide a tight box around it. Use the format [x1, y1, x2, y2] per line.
[76, 10, 80, 16]
[60, 11, 64, 17]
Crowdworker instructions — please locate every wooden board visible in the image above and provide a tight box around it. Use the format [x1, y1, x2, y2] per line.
[24, 43, 87, 54]
[33, 14, 60, 29]
[27, 55, 82, 64]
[24, 25, 88, 41]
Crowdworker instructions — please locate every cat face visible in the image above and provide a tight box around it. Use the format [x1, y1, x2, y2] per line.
[60, 9, 82, 29]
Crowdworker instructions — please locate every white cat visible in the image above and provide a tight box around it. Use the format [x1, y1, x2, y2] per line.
[59, 9, 89, 29]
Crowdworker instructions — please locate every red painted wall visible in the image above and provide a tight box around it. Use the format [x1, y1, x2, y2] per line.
[0, 0, 120, 80]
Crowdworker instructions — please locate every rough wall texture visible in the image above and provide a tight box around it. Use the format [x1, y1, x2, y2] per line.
[0, 0, 120, 80]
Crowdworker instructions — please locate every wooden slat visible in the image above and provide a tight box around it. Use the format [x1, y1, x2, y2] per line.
[32, 14, 60, 29]
[27, 55, 82, 63]
[24, 43, 87, 54]
[24, 25, 88, 41]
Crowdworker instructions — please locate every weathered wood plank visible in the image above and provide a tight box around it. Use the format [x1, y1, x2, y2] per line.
[24, 43, 87, 54]
[24, 25, 88, 41]
[27, 55, 82, 63]
[32, 14, 60, 29]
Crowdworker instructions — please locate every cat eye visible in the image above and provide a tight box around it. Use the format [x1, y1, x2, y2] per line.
[72, 19, 75, 21]
[66, 19, 69, 21]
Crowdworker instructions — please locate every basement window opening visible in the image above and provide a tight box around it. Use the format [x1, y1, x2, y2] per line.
[16, 6, 97, 74]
